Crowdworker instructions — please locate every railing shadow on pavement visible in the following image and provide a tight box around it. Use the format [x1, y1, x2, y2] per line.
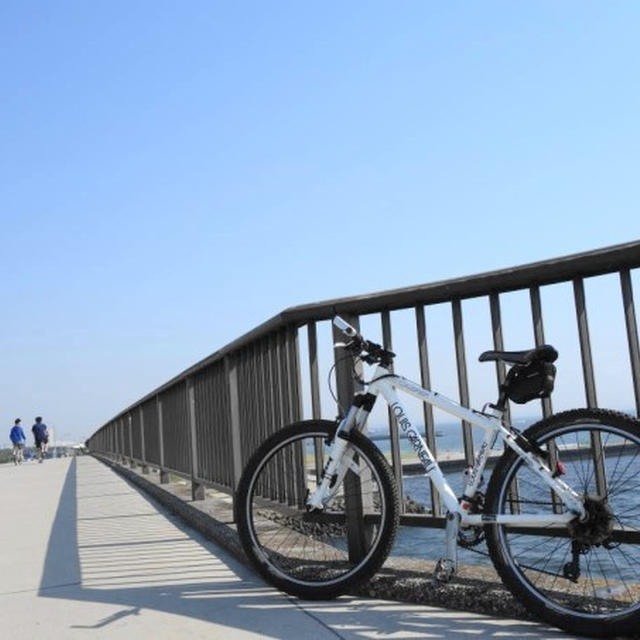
[35, 457, 579, 639]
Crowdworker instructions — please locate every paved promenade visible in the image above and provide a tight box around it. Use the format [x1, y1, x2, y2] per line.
[0, 456, 583, 639]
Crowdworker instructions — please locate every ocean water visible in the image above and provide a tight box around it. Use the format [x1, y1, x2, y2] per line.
[367, 422, 498, 565]
[367, 416, 534, 453]
[366, 420, 640, 576]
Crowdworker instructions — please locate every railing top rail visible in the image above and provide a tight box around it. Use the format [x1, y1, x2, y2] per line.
[93, 239, 640, 432]
[289, 239, 640, 320]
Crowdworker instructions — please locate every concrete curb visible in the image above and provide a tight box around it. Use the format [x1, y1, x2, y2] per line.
[93, 455, 534, 622]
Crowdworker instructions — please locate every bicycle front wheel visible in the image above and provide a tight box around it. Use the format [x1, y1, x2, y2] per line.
[485, 409, 640, 637]
[236, 420, 399, 599]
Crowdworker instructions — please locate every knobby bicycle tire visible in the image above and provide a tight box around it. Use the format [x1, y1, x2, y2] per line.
[485, 408, 640, 637]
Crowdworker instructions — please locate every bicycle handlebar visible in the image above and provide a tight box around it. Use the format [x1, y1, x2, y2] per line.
[333, 316, 358, 338]
[333, 316, 395, 366]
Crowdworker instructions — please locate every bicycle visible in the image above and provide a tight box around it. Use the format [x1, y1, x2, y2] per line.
[236, 316, 640, 637]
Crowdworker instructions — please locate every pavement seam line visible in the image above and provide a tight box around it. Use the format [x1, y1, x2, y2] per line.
[0, 581, 83, 597]
[287, 594, 348, 640]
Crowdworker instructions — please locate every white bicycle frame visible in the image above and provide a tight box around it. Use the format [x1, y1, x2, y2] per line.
[306, 363, 586, 530]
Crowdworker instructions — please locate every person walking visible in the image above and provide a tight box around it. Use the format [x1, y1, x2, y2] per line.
[32, 416, 49, 463]
[9, 418, 26, 465]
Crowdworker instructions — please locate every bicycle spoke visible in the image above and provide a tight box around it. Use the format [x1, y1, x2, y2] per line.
[583, 429, 612, 496]
[603, 438, 632, 496]
[614, 505, 640, 519]
[604, 546, 635, 604]
[607, 459, 640, 501]
[547, 542, 573, 593]
[244, 428, 395, 588]
[570, 431, 590, 492]
[538, 537, 569, 579]
[613, 544, 640, 572]
[507, 533, 558, 557]
[583, 551, 600, 614]
[491, 416, 640, 628]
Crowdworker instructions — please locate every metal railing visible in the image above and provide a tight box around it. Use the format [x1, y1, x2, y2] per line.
[88, 240, 640, 525]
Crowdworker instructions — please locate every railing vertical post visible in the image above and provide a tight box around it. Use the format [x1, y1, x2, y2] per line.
[332, 313, 369, 562]
[120, 419, 126, 465]
[573, 278, 606, 497]
[226, 355, 244, 493]
[381, 310, 405, 509]
[489, 293, 512, 423]
[187, 378, 205, 501]
[286, 326, 304, 423]
[529, 286, 561, 511]
[308, 322, 321, 420]
[574, 278, 598, 408]
[114, 420, 120, 461]
[284, 327, 306, 507]
[529, 286, 553, 418]
[452, 299, 474, 466]
[128, 414, 136, 468]
[122, 418, 127, 465]
[333, 314, 363, 414]
[489, 292, 525, 512]
[415, 304, 440, 516]
[620, 269, 640, 416]
[307, 322, 324, 479]
[157, 395, 169, 484]
[120, 419, 124, 462]
[140, 406, 149, 474]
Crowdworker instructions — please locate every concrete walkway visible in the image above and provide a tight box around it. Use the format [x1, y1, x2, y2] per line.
[0, 457, 583, 639]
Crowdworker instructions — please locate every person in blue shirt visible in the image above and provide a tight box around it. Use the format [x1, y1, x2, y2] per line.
[10, 418, 26, 465]
[32, 416, 49, 463]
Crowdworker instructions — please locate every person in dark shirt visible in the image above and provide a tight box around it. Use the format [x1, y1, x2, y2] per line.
[9, 418, 26, 465]
[32, 416, 49, 463]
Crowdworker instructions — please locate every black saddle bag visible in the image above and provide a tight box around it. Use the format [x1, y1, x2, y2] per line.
[503, 361, 556, 404]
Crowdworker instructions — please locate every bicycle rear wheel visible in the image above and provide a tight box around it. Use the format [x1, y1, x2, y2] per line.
[236, 420, 399, 599]
[485, 409, 640, 637]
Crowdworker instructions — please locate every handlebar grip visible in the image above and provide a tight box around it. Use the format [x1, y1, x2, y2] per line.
[333, 315, 358, 338]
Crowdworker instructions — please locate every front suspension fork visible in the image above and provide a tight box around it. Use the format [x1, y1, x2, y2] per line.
[305, 407, 359, 511]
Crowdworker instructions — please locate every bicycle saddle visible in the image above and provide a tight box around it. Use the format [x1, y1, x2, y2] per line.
[478, 345, 558, 365]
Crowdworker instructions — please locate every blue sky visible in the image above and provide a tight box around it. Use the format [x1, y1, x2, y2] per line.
[2, 1, 639, 442]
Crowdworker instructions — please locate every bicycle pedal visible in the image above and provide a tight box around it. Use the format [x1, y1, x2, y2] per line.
[434, 558, 455, 583]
